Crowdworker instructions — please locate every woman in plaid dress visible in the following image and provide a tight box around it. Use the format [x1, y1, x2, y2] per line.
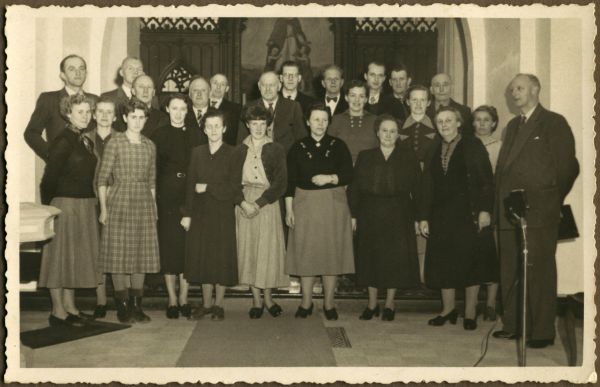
[98, 99, 160, 323]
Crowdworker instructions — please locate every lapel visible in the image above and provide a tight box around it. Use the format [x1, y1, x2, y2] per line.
[117, 87, 130, 104]
[501, 104, 544, 172]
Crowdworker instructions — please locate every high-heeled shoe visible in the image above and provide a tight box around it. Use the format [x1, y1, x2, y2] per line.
[166, 305, 179, 319]
[381, 308, 395, 321]
[323, 306, 338, 321]
[295, 303, 313, 318]
[93, 305, 107, 319]
[463, 318, 477, 330]
[249, 306, 264, 319]
[359, 305, 380, 320]
[267, 303, 283, 317]
[428, 309, 458, 326]
[179, 304, 192, 319]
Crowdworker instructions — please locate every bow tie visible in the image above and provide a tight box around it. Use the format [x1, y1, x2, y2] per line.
[326, 96, 338, 103]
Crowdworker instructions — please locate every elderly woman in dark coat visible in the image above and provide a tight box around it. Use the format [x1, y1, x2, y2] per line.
[420, 106, 495, 331]
[39, 94, 99, 327]
[348, 114, 423, 321]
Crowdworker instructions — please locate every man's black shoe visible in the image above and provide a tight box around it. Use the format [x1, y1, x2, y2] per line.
[492, 330, 518, 340]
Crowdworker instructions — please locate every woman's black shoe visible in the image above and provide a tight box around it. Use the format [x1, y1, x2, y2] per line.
[463, 318, 477, 330]
[93, 305, 107, 319]
[129, 296, 151, 323]
[381, 308, 396, 321]
[249, 306, 264, 319]
[166, 305, 180, 319]
[267, 303, 283, 317]
[323, 307, 338, 321]
[428, 309, 458, 326]
[359, 305, 380, 320]
[295, 303, 313, 318]
[179, 304, 192, 319]
[211, 306, 225, 321]
[49, 314, 85, 328]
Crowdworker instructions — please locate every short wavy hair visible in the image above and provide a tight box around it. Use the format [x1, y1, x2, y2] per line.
[305, 102, 331, 123]
[59, 94, 96, 119]
[435, 105, 463, 125]
[374, 114, 401, 135]
[243, 104, 273, 127]
[124, 97, 150, 117]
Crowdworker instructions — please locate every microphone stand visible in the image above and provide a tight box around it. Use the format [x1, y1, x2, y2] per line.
[517, 216, 529, 367]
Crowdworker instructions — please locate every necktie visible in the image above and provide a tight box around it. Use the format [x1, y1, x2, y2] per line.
[268, 103, 274, 116]
[326, 96, 337, 103]
[369, 96, 377, 105]
[519, 115, 526, 128]
[197, 110, 204, 125]
[211, 100, 217, 108]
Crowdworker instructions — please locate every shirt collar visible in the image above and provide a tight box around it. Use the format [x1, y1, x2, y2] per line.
[263, 98, 278, 110]
[522, 104, 538, 122]
[282, 90, 298, 100]
[403, 114, 434, 130]
[64, 86, 81, 96]
[121, 85, 133, 99]
[193, 106, 208, 116]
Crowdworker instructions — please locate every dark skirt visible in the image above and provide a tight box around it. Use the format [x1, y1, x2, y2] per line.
[184, 191, 238, 285]
[39, 197, 99, 288]
[157, 204, 186, 274]
[285, 187, 354, 276]
[354, 194, 420, 288]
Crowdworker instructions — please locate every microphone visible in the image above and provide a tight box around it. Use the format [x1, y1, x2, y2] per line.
[504, 189, 528, 222]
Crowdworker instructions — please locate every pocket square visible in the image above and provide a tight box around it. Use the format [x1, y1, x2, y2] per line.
[533, 136, 540, 140]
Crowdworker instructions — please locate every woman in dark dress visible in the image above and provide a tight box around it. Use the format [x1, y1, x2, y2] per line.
[39, 94, 99, 327]
[285, 103, 354, 321]
[181, 110, 239, 321]
[348, 114, 423, 321]
[151, 94, 203, 319]
[419, 106, 495, 331]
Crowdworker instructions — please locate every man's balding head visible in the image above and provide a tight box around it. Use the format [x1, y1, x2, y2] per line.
[210, 74, 229, 100]
[132, 75, 155, 106]
[258, 72, 281, 102]
[509, 73, 541, 113]
[120, 57, 144, 88]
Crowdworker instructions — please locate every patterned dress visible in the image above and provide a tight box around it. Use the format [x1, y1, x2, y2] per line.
[97, 132, 160, 273]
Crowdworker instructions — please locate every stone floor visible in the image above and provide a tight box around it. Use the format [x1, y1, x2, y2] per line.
[18, 298, 582, 368]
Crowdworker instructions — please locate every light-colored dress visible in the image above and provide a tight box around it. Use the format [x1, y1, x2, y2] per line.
[97, 132, 160, 274]
[236, 137, 289, 289]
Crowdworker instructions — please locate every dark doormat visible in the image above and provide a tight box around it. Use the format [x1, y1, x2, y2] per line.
[21, 320, 131, 349]
[177, 309, 337, 367]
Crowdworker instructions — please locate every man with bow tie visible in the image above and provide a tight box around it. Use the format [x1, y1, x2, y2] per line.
[24, 54, 98, 161]
[321, 65, 348, 117]
[493, 73, 579, 349]
[209, 73, 241, 145]
[279, 60, 314, 117]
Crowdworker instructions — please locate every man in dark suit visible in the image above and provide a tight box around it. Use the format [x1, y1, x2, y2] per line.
[182, 76, 211, 145]
[426, 73, 473, 136]
[100, 57, 144, 131]
[364, 61, 387, 115]
[493, 74, 579, 349]
[133, 74, 168, 139]
[279, 60, 314, 117]
[321, 65, 348, 117]
[237, 71, 306, 153]
[380, 64, 412, 123]
[24, 54, 98, 161]
[209, 73, 241, 146]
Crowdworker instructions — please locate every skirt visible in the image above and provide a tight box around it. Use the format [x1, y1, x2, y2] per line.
[285, 187, 355, 276]
[236, 185, 289, 289]
[39, 197, 99, 288]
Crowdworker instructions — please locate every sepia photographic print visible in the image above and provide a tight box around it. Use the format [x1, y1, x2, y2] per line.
[3, 2, 597, 384]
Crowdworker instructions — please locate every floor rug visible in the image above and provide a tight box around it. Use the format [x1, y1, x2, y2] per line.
[176, 308, 336, 367]
[21, 320, 131, 349]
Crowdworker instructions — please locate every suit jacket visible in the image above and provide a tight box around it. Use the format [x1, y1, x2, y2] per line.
[379, 94, 409, 123]
[183, 106, 209, 145]
[140, 108, 169, 139]
[24, 88, 98, 161]
[280, 91, 314, 118]
[426, 98, 473, 136]
[217, 99, 242, 146]
[237, 98, 306, 153]
[365, 94, 387, 116]
[495, 104, 579, 229]
[100, 87, 130, 132]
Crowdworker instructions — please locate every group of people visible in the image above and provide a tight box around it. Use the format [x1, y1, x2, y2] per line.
[27, 54, 578, 350]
